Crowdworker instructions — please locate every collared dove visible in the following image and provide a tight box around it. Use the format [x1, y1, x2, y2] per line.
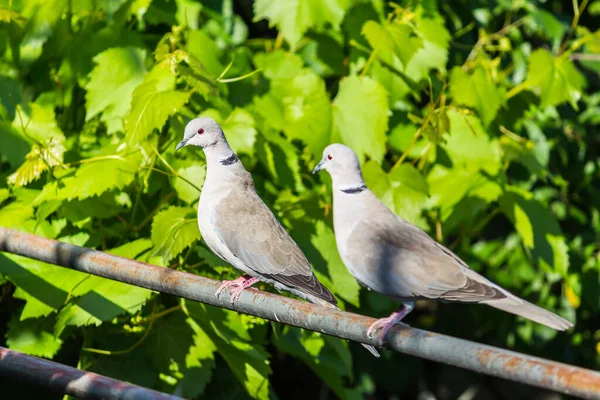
[313, 143, 573, 340]
[176, 119, 380, 357]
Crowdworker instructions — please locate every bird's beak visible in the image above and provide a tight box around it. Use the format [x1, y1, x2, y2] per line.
[175, 139, 187, 151]
[312, 160, 325, 174]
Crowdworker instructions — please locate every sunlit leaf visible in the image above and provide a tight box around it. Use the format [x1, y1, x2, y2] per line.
[254, 0, 351, 49]
[125, 68, 190, 146]
[85, 47, 147, 133]
[151, 206, 200, 261]
[526, 49, 586, 109]
[332, 75, 389, 163]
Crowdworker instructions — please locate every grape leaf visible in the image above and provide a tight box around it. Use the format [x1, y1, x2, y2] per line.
[450, 66, 506, 126]
[185, 301, 272, 400]
[7, 138, 65, 187]
[179, 317, 217, 397]
[200, 108, 257, 156]
[404, 6, 451, 82]
[0, 234, 90, 320]
[36, 152, 141, 202]
[174, 164, 204, 204]
[499, 187, 567, 277]
[151, 206, 200, 261]
[362, 20, 423, 66]
[332, 75, 389, 163]
[310, 220, 361, 306]
[125, 68, 190, 146]
[254, 0, 350, 49]
[13, 94, 66, 141]
[85, 47, 147, 133]
[526, 49, 586, 109]
[363, 161, 429, 228]
[6, 314, 63, 358]
[443, 110, 501, 175]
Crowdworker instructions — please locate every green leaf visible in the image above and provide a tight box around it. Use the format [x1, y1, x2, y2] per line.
[426, 164, 501, 220]
[179, 317, 217, 397]
[174, 164, 204, 204]
[200, 108, 257, 156]
[0, 122, 30, 167]
[0, 234, 90, 319]
[7, 138, 65, 187]
[146, 312, 196, 372]
[362, 20, 423, 66]
[450, 66, 505, 126]
[125, 68, 190, 146]
[151, 206, 200, 261]
[12, 101, 64, 143]
[0, 202, 34, 229]
[363, 161, 429, 228]
[274, 328, 356, 399]
[443, 110, 501, 175]
[254, 0, 350, 49]
[186, 30, 224, 78]
[332, 76, 389, 163]
[255, 131, 304, 191]
[85, 47, 147, 133]
[36, 152, 141, 202]
[403, 6, 451, 82]
[526, 49, 586, 109]
[0, 76, 22, 120]
[311, 220, 361, 306]
[185, 301, 272, 399]
[499, 187, 567, 277]
[256, 68, 332, 160]
[6, 314, 63, 358]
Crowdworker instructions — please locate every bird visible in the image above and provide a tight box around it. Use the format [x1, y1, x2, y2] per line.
[175, 118, 380, 357]
[312, 143, 573, 341]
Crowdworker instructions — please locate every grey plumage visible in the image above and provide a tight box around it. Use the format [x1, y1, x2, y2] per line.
[176, 119, 380, 357]
[313, 144, 573, 334]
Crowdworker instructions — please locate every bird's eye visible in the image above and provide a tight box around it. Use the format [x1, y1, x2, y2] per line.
[197, 128, 205, 135]
[327, 154, 333, 160]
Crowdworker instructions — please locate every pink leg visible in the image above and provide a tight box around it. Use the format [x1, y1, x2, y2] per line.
[367, 302, 414, 340]
[229, 277, 259, 304]
[215, 275, 253, 299]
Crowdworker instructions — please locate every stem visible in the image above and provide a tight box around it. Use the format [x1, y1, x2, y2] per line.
[82, 303, 157, 356]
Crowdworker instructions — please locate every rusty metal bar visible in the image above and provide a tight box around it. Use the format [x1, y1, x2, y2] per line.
[0, 346, 182, 400]
[0, 227, 599, 399]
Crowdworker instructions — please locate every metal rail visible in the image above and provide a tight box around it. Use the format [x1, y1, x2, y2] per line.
[0, 227, 599, 399]
[0, 346, 182, 400]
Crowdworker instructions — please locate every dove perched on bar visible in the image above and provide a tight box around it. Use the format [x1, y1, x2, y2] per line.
[176, 119, 380, 357]
[313, 143, 573, 340]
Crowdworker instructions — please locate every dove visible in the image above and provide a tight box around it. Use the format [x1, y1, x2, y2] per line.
[176, 119, 380, 357]
[313, 143, 573, 340]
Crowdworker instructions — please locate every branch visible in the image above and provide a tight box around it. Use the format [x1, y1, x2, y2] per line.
[0, 228, 598, 399]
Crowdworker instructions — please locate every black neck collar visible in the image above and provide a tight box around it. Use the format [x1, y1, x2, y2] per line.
[219, 153, 239, 166]
[340, 184, 367, 194]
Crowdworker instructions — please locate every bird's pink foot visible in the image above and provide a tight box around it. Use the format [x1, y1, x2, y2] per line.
[216, 275, 252, 299]
[229, 277, 259, 304]
[215, 275, 259, 304]
[367, 302, 414, 340]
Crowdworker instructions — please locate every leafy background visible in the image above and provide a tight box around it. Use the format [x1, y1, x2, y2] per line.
[0, 0, 599, 398]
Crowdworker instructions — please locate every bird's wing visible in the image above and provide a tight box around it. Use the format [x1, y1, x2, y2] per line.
[356, 208, 506, 302]
[211, 179, 336, 305]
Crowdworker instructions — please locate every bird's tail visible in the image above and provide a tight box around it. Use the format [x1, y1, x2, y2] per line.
[309, 296, 381, 358]
[483, 294, 573, 331]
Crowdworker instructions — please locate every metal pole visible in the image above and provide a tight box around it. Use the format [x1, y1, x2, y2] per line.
[0, 228, 599, 399]
[0, 346, 182, 400]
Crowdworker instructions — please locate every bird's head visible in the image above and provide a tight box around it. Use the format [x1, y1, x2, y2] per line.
[312, 143, 361, 175]
[176, 117, 225, 151]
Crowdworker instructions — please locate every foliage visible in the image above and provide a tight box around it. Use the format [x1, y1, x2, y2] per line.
[0, 0, 599, 398]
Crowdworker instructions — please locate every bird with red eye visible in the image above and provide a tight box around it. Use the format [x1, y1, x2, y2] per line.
[197, 128, 205, 135]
